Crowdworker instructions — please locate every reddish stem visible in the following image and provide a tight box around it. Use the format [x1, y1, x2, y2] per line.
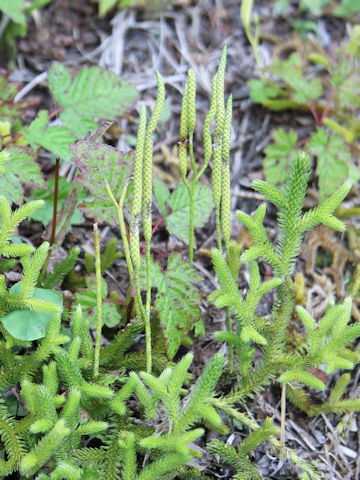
[3, 133, 22, 148]
[308, 104, 320, 125]
[319, 88, 335, 125]
[50, 157, 60, 245]
[295, 136, 310, 149]
[48, 107, 62, 121]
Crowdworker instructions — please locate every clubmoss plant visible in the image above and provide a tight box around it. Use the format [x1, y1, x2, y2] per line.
[209, 152, 359, 412]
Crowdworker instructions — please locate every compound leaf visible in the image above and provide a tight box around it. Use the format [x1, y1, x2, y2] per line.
[270, 54, 323, 104]
[22, 110, 76, 162]
[264, 129, 298, 184]
[75, 274, 120, 328]
[307, 127, 359, 200]
[145, 253, 203, 359]
[48, 63, 138, 137]
[0, 74, 33, 120]
[0, 147, 45, 204]
[155, 179, 213, 244]
[0, 0, 26, 25]
[248, 79, 279, 104]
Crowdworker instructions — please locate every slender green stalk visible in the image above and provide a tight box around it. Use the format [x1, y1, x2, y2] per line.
[105, 181, 133, 282]
[280, 382, 286, 446]
[105, 181, 145, 320]
[93, 223, 102, 378]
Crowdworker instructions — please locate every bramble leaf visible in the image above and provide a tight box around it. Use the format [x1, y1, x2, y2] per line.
[76, 275, 120, 329]
[0, 147, 45, 204]
[142, 253, 203, 359]
[0, 74, 33, 120]
[155, 178, 213, 244]
[0, 0, 26, 25]
[22, 110, 76, 162]
[307, 127, 359, 199]
[97, 0, 118, 16]
[270, 54, 323, 103]
[333, 0, 360, 16]
[264, 129, 298, 183]
[299, 0, 330, 16]
[71, 140, 133, 226]
[48, 63, 138, 137]
[248, 79, 279, 104]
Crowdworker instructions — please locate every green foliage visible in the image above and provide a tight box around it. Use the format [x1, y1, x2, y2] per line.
[0, 0, 26, 25]
[264, 126, 360, 200]
[279, 298, 360, 387]
[141, 253, 204, 359]
[48, 63, 138, 138]
[94, 0, 172, 17]
[41, 246, 81, 289]
[273, 0, 360, 17]
[263, 129, 298, 184]
[208, 417, 279, 479]
[248, 22, 360, 195]
[2, 282, 63, 341]
[22, 110, 76, 162]
[1, 43, 360, 480]
[270, 54, 323, 104]
[154, 177, 213, 245]
[0, 146, 45, 205]
[0, 75, 34, 121]
[210, 152, 356, 409]
[76, 274, 120, 328]
[308, 127, 359, 200]
[0, 198, 65, 341]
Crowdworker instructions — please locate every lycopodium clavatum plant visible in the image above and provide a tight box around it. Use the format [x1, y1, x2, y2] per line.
[1, 46, 360, 480]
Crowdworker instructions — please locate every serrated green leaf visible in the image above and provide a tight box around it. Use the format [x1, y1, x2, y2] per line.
[264, 129, 298, 184]
[48, 63, 138, 137]
[71, 140, 133, 226]
[0, 147, 45, 204]
[97, 0, 118, 16]
[0, 75, 32, 121]
[28, 177, 85, 227]
[76, 275, 108, 308]
[153, 175, 171, 216]
[157, 180, 213, 244]
[75, 275, 120, 328]
[307, 127, 359, 200]
[333, 0, 360, 16]
[0, 0, 26, 25]
[299, 0, 330, 15]
[141, 253, 203, 359]
[87, 302, 120, 329]
[270, 54, 323, 104]
[21, 110, 76, 162]
[248, 79, 279, 104]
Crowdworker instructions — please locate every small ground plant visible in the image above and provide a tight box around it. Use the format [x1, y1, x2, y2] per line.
[0, 46, 359, 480]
